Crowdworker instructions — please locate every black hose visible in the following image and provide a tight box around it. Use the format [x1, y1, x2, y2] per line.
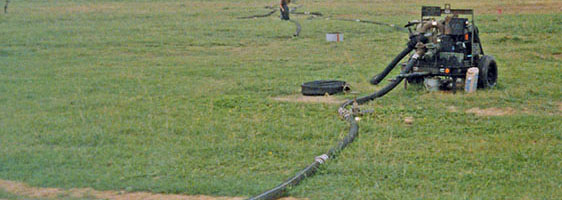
[249, 118, 358, 200]
[248, 161, 320, 200]
[239, 6, 406, 40]
[241, 5, 425, 199]
[248, 117, 358, 200]
[369, 34, 428, 85]
[238, 6, 301, 37]
[301, 80, 349, 96]
[239, 8, 404, 33]
[292, 11, 323, 17]
[289, 19, 301, 37]
[239, 4, 303, 19]
[238, 9, 277, 19]
[345, 57, 418, 107]
[248, 48, 420, 200]
[369, 46, 413, 85]
[332, 18, 406, 32]
[326, 116, 359, 157]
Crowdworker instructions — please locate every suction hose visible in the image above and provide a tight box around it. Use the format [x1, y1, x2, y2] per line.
[369, 35, 428, 85]
[247, 44, 423, 200]
[369, 47, 413, 85]
[345, 56, 418, 107]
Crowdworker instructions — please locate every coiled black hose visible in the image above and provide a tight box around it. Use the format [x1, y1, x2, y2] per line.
[248, 48, 420, 200]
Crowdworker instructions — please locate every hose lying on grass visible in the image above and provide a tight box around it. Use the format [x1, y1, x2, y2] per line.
[248, 117, 358, 200]
[239, 6, 404, 32]
[237, 9, 278, 19]
[330, 17, 407, 32]
[247, 38, 427, 200]
[238, 5, 301, 37]
[238, 4, 405, 38]
[237, 4, 302, 19]
[289, 19, 301, 37]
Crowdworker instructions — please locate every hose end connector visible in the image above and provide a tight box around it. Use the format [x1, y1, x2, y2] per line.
[314, 154, 329, 164]
[369, 74, 382, 85]
[338, 107, 352, 119]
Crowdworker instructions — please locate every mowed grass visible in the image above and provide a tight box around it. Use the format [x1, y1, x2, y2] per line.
[0, 0, 560, 199]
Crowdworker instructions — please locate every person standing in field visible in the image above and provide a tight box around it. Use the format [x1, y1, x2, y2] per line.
[280, 0, 290, 20]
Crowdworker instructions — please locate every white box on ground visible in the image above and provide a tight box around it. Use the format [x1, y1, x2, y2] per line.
[326, 33, 343, 42]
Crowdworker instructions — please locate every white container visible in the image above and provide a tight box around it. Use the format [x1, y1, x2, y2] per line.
[465, 67, 479, 93]
[424, 78, 440, 92]
[326, 32, 343, 42]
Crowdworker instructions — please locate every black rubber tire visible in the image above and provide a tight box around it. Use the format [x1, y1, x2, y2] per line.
[301, 80, 349, 96]
[477, 55, 498, 89]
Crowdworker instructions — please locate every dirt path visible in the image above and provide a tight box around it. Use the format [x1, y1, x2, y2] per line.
[271, 95, 345, 104]
[0, 179, 303, 200]
[445, 104, 561, 117]
[465, 107, 516, 117]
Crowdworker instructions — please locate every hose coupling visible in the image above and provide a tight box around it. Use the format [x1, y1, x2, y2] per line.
[351, 98, 360, 115]
[412, 42, 426, 59]
[338, 107, 352, 119]
[314, 154, 329, 164]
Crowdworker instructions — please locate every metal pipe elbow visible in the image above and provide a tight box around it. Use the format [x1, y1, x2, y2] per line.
[417, 20, 445, 34]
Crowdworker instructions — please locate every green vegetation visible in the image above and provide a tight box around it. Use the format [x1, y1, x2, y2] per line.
[0, 188, 20, 199]
[0, 0, 560, 199]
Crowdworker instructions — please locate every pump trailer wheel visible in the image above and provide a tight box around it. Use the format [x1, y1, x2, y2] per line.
[478, 55, 498, 89]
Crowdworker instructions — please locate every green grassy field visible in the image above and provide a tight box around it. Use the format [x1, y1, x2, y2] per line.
[0, 0, 560, 199]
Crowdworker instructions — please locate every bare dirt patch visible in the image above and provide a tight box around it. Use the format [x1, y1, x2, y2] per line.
[552, 52, 562, 60]
[465, 107, 515, 117]
[0, 179, 303, 200]
[0, 180, 61, 198]
[449, 105, 560, 116]
[447, 106, 459, 113]
[271, 95, 345, 104]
